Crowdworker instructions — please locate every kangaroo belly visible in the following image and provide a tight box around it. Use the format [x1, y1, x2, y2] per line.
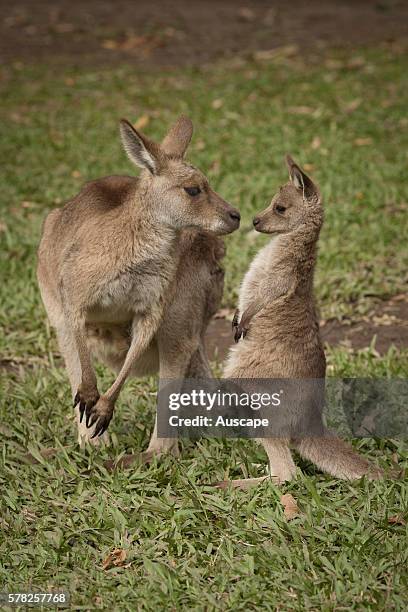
[91, 271, 160, 320]
[86, 323, 159, 376]
[225, 311, 325, 379]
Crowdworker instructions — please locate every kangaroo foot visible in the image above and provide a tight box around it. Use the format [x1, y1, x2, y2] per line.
[141, 444, 180, 464]
[104, 445, 179, 472]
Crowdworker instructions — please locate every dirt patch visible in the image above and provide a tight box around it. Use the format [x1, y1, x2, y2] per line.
[205, 294, 408, 363]
[1, 295, 407, 375]
[1, 0, 408, 68]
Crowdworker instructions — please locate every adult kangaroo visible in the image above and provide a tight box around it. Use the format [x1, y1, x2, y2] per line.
[37, 115, 240, 455]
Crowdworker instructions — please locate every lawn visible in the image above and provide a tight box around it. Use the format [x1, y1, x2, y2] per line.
[0, 44, 407, 609]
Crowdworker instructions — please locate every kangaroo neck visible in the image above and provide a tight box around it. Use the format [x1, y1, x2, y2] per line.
[125, 189, 180, 257]
[266, 226, 318, 297]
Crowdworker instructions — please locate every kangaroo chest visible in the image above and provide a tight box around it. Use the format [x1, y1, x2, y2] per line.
[88, 240, 179, 325]
[239, 237, 281, 312]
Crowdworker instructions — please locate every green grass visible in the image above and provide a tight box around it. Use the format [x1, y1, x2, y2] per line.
[1, 45, 407, 609]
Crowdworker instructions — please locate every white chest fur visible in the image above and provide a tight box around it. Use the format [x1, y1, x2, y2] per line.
[238, 236, 281, 313]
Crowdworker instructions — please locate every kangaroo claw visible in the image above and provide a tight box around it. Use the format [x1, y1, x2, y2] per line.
[81, 396, 114, 437]
[79, 402, 86, 423]
[74, 388, 100, 425]
[234, 323, 248, 343]
[91, 416, 111, 438]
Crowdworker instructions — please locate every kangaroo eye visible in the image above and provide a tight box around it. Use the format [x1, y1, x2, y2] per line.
[184, 186, 201, 197]
[276, 205, 286, 214]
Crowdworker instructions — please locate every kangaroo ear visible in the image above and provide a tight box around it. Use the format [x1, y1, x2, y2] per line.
[161, 115, 193, 158]
[286, 154, 317, 200]
[119, 119, 158, 174]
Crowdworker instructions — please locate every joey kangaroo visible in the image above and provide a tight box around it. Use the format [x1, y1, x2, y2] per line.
[223, 155, 383, 485]
[37, 116, 240, 450]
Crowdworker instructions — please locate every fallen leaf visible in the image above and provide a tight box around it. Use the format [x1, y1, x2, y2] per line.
[9, 111, 29, 125]
[212, 99, 224, 109]
[194, 139, 206, 151]
[102, 33, 167, 55]
[388, 515, 406, 526]
[391, 294, 408, 303]
[134, 115, 150, 130]
[372, 314, 398, 326]
[163, 26, 185, 40]
[102, 39, 118, 50]
[102, 548, 127, 570]
[21, 508, 37, 522]
[253, 45, 298, 62]
[71, 170, 81, 178]
[238, 7, 255, 21]
[280, 493, 299, 520]
[311, 136, 321, 150]
[53, 22, 75, 34]
[343, 98, 362, 113]
[288, 106, 315, 116]
[354, 137, 373, 146]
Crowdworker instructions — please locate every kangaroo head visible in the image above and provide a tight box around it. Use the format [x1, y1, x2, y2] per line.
[253, 155, 322, 235]
[119, 116, 240, 235]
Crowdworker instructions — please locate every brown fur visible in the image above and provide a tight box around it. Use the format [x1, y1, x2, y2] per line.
[224, 155, 383, 483]
[37, 115, 240, 449]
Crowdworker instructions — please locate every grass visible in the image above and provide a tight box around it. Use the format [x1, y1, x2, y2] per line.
[0, 44, 407, 609]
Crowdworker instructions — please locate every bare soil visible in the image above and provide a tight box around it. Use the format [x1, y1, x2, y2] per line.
[1, 0, 408, 68]
[1, 295, 407, 374]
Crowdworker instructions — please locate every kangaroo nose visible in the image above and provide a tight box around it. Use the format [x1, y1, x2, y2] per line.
[229, 210, 241, 222]
[253, 217, 260, 227]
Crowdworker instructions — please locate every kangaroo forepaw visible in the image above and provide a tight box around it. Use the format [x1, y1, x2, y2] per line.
[79, 396, 114, 437]
[232, 309, 250, 342]
[234, 322, 249, 343]
[74, 387, 100, 423]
